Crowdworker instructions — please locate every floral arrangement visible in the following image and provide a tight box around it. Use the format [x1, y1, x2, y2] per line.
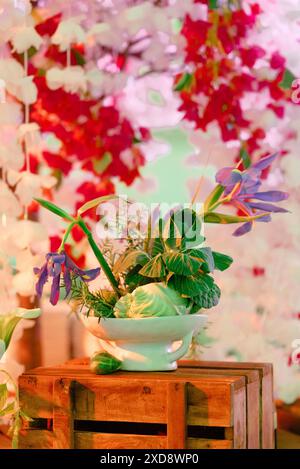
[34, 153, 288, 371]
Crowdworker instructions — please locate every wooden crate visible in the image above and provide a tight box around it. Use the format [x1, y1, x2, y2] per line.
[18, 359, 274, 450]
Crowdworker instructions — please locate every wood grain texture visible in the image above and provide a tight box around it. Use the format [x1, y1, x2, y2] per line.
[167, 382, 186, 449]
[74, 432, 167, 449]
[187, 438, 233, 449]
[18, 374, 53, 419]
[52, 378, 74, 449]
[233, 386, 247, 449]
[18, 430, 54, 449]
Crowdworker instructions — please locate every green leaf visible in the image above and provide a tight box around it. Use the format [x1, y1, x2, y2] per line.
[204, 184, 225, 212]
[193, 283, 221, 309]
[174, 73, 193, 91]
[0, 339, 5, 359]
[0, 384, 8, 411]
[240, 147, 251, 169]
[194, 247, 215, 273]
[139, 255, 166, 278]
[204, 211, 269, 224]
[208, 0, 218, 9]
[0, 308, 41, 353]
[279, 69, 296, 90]
[77, 194, 128, 216]
[92, 152, 112, 174]
[73, 48, 86, 66]
[168, 208, 203, 249]
[148, 237, 165, 256]
[35, 198, 74, 222]
[169, 273, 214, 297]
[113, 250, 149, 275]
[163, 251, 201, 276]
[125, 265, 151, 291]
[0, 402, 15, 417]
[212, 251, 233, 271]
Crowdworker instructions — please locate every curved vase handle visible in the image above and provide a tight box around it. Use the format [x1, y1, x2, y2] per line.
[168, 331, 193, 362]
[99, 339, 124, 361]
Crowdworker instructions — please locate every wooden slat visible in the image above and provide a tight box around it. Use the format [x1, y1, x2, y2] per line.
[18, 374, 53, 419]
[74, 432, 167, 449]
[73, 379, 167, 423]
[53, 378, 74, 449]
[233, 386, 247, 449]
[187, 438, 233, 449]
[18, 430, 54, 449]
[177, 367, 260, 448]
[180, 359, 274, 448]
[187, 376, 245, 427]
[167, 382, 186, 449]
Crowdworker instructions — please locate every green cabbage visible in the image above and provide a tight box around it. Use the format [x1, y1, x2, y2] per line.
[113, 282, 189, 318]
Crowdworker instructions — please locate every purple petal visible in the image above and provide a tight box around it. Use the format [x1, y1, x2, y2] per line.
[249, 191, 289, 202]
[232, 222, 253, 237]
[47, 253, 65, 277]
[252, 153, 278, 171]
[256, 214, 272, 223]
[64, 268, 72, 297]
[248, 202, 289, 213]
[34, 264, 48, 298]
[80, 267, 101, 282]
[216, 167, 242, 187]
[50, 274, 61, 306]
[65, 254, 100, 282]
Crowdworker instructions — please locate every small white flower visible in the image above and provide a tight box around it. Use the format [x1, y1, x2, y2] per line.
[46, 66, 87, 94]
[51, 17, 85, 51]
[11, 26, 43, 53]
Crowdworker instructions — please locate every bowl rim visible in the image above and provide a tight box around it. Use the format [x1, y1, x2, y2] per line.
[81, 312, 208, 323]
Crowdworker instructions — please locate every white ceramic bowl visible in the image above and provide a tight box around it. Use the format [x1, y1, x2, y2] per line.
[81, 313, 207, 371]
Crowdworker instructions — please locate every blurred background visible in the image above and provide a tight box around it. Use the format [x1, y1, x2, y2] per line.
[1, 0, 300, 443]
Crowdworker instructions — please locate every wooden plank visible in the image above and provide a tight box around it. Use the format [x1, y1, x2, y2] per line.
[73, 379, 167, 423]
[74, 432, 167, 449]
[187, 438, 233, 449]
[180, 359, 274, 448]
[167, 382, 186, 449]
[177, 367, 260, 448]
[52, 378, 74, 449]
[187, 377, 245, 427]
[18, 430, 54, 449]
[232, 386, 247, 449]
[18, 374, 53, 419]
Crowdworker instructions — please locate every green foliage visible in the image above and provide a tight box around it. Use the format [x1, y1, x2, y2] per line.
[193, 283, 221, 309]
[174, 73, 193, 91]
[35, 198, 74, 222]
[212, 251, 233, 271]
[204, 184, 225, 212]
[139, 254, 166, 278]
[163, 251, 201, 276]
[70, 280, 116, 318]
[279, 69, 296, 90]
[90, 352, 122, 374]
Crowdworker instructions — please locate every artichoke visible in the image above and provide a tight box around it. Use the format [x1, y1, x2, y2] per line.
[113, 282, 189, 318]
[90, 352, 122, 374]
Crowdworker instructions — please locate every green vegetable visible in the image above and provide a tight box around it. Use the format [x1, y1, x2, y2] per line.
[114, 282, 189, 318]
[90, 352, 122, 374]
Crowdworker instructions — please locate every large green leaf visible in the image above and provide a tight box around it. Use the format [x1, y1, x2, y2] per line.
[139, 254, 166, 278]
[0, 308, 41, 353]
[125, 265, 152, 291]
[0, 384, 8, 412]
[169, 273, 214, 297]
[163, 251, 201, 276]
[0, 402, 15, 417]
[35, 198, 74, 222]
[113, 250, 149, 275]
[168, 208, 204, 248]
[204, 211, 268, 224]
[193, 283, 221, 309]
[204, 185, 225, 212]
[212, 251, 233, 271]
[189, 247, 214, 273]
[77, 194, 128, 216]
[148, 237, 165, 256]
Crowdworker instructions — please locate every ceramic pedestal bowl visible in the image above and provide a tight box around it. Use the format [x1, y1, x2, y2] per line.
[80, 313, 207, 371]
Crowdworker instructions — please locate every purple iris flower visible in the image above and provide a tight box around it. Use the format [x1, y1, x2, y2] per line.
[34, 252, 100, 305]
[215, 153, 289, 236]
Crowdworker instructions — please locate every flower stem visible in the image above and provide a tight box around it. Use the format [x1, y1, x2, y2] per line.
[77, 218, 121, 297]
[58, 221, 77, 253]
